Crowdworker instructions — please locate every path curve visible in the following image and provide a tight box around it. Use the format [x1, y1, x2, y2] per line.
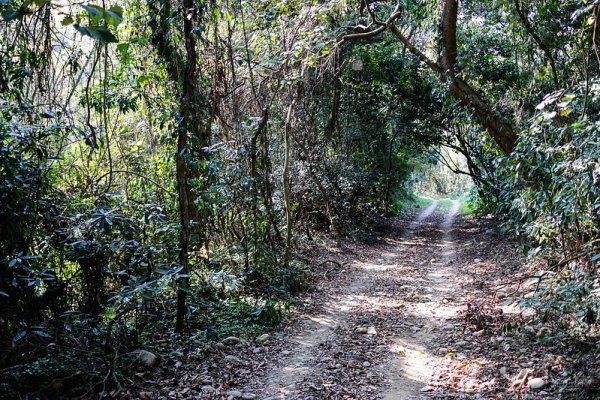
[247, 201, 467, 399]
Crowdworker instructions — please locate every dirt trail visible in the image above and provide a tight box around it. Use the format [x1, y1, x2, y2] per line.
[246, 202, 469, 399]
[132, 204, 582, 399]
[382, 200, 460, 399]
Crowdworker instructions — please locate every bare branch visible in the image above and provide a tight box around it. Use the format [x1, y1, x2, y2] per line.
[388, 23, 442, 72]
[337, 4, 403, 46]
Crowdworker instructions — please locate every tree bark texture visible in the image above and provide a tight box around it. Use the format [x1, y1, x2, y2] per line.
[149, 0, 210, 333]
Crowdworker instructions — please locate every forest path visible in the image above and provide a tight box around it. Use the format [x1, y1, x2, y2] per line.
[246, 201, 472, 400]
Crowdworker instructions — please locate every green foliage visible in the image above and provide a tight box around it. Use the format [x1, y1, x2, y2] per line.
[500, 80, 599, 254]
[72, 4, 123, 43]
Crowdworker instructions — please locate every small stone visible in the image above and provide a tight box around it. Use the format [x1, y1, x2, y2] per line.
[355, 327, 368, 334]
[420, 385, 434, 392]
[225, 355, 244, 365]
[134, 350, 158, 367]
[367, 326, 377, 335]
[282, 350, 291, 356]
[242, 394, 257, 400]
[227, 390, 243, 398]
[223, 336, 241, 345]
[201, 386, 215, 393]
[499, 367, 508, 376]
[215, 342, 226, 350]
[252, 347, 262, 354]
[527, 377, 546, 390]
[474, 258, 482, 263]
[256, 333, 271, 344]
[363, 361, 371, 367]
[438, 347, 448, 355]
[473, 329, 485, 337]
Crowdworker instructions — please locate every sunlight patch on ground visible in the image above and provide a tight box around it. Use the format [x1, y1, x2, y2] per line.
[335, 293, 370, 312]
[383, 336, 439, 398]
[361, 261, 394, 272]
[306, 314, 336, 328]
[409, 200, 439, 229]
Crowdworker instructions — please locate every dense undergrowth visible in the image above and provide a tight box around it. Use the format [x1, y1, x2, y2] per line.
[1, 0, 599, 397]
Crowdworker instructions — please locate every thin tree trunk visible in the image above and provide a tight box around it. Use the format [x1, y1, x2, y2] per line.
[295, 140, 342, 244]
[282, 89, 299, 267]
[385, 129, 401, 214]
[250, 108, 269, 265]
[148, 0, 209, 333]
[324, 52, 342, 142]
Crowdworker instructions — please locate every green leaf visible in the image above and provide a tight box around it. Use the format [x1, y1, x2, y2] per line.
[81, 4, 105, 25]
[129, 37, 148, 45]
[92, 27, 118, 42]
[105, 5, 123, 26]
[81, 4, 103, 16]
[61, 16, 73, 25]
[2, 8, 24, 21]
[73, 24, 118, 43]
[117, 42, 129, 57]
[13, 331, 26, 342]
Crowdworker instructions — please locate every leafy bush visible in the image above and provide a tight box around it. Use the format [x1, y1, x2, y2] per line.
[500, 80, 599, 257]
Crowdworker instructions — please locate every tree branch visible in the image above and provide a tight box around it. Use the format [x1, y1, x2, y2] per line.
[513, 0, 560, 89]
[337, 4, 403, 46]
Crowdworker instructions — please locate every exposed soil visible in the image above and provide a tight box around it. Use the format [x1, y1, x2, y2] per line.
[124, 206, 600, 400]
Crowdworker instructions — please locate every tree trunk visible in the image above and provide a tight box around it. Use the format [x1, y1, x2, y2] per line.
[384, 129, 401, 214]
[448, 77, 518, 155]
[148, 0, 210, 334]
[386, 2, 518, 154]
[439, 0, 517, 154]
[295, 140, 342, 244]
[282, 88, 299, 267]
[324, 52, 342, 142]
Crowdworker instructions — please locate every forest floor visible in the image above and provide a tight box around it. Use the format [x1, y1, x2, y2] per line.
[128, 205, 599, 399]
